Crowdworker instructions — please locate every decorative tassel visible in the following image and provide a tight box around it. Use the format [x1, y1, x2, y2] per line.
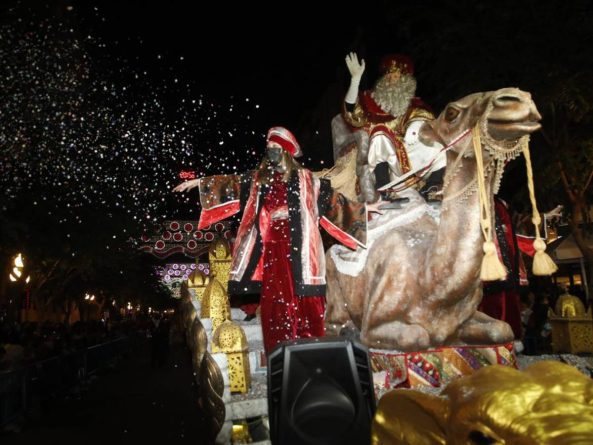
[473, 126, 507, 281]
[522, 139, 558, 276]
[532, 238, 558, 276]
[480, 240, 508, 281]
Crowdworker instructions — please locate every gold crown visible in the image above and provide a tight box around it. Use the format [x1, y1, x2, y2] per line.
[379, 54, 414, 77]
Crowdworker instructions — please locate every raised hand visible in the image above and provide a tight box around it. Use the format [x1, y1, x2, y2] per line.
[345, 52, 365, 81]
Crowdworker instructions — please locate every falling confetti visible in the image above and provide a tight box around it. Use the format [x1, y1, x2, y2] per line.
[0, 14, 266, 242]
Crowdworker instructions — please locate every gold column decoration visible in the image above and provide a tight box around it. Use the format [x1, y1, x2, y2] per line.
[549, 292, 593, 354]
[200, 278, 231, 334]
[187, 269, 210, 304]
[212, 320, 251, 393]
[199, 351, 226, 440]
[208, 238, 232, 293]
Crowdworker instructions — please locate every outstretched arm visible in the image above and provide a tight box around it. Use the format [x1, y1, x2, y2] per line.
[345, 52, 365, 105]
[172, 178, 200, 193]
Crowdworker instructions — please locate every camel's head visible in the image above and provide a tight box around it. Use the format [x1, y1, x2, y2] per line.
[420, 88, 541, 152]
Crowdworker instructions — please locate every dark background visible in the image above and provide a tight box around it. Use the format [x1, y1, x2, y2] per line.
[5, 0, 593, 161]
[2, 0, 593, 212]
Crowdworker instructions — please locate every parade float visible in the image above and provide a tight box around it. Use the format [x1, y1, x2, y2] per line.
[175, 88, 593, 444]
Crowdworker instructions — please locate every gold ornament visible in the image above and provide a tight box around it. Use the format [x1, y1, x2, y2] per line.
[200, 278, 231, 334]
[212, 320, 251, 394]
[232, 421, 253, 443]
[187, 268, 210, 303]
[208, 238, 232, 293]
[372, 361, 593, 444]
[549, 293, 593, 354]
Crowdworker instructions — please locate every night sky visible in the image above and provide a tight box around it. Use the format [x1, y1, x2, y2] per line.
[72, 2, 362, 131]
[2, 0, 593, 223]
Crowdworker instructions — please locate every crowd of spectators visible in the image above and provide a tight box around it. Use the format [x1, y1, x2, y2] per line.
[0, 317, 146, 371]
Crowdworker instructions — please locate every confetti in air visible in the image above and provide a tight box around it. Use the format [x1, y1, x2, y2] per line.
[0, 14, 264, 242]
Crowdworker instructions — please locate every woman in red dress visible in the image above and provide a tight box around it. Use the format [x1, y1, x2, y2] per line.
[175, 127, 381, 353]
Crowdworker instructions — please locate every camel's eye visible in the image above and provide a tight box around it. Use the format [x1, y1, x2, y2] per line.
[445, 106, 461, 122]
[468, 430, 497, 445]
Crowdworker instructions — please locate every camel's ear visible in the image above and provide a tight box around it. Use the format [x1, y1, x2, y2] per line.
[418, 121, 445, 147]
[371, 389, 448, 445]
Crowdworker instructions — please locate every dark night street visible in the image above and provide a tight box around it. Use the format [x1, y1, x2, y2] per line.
[1, 338, 212, 445]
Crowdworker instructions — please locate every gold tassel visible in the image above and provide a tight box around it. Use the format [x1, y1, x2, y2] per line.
[481, 240, 508, 281]
[532, 238, 558, 276]
[473, 126, 507, 281]
[522, 139, 558, 276]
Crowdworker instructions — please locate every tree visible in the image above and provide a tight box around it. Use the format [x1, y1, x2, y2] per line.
[367, 0, 593, 290]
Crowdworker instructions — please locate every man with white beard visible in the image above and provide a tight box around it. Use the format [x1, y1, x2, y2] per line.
[342, 52, 445, 204]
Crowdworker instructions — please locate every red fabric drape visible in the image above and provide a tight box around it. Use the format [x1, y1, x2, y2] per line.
[480, 199, 523, 338]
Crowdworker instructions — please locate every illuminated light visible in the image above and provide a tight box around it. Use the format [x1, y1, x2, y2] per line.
[25, 276, 30, 284]
[9, 274, 17, 282]
[14, 253, 24, 268]
[90, 295, 95, 301]
[85, 294, 90, 300]
[12, 267, 22, 278]
[179, 170, 196, 180]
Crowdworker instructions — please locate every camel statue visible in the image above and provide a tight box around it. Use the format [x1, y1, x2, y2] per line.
[325, 88, 542, 351]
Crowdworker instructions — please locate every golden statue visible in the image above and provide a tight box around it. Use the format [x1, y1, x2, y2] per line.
[371, 361, 593, 444]
[212, 320, 251, 393]
[549, 292, 593, 354]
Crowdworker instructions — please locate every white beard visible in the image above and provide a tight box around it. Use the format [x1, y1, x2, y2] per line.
[371, 74, 417, 118]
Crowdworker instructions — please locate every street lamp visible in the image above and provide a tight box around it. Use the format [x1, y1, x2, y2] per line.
[8, 253, 32, 322]
[9, 253, 30, 283]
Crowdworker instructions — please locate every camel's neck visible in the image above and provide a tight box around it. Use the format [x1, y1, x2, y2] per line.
[428, 147, 494, 286]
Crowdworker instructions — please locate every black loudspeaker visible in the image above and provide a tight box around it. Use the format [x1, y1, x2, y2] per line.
[267, 337, 376, 445]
